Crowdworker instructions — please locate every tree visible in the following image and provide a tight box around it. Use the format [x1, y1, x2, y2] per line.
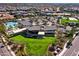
[0, 23, 6, 34]
[68, 26, 76, 37]
[55, 27, 66, 43]
[55, 28, 63, 38]
[16, 44, 27, 56]
[68, 26, 76, 42]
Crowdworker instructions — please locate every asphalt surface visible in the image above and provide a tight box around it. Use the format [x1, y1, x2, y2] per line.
[0, 37, 12, 56]
[0, 44, 11, 56]
[62, 36, 79, 56]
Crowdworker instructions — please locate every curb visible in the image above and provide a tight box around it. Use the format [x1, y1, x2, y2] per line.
[57, 40, 69, 56]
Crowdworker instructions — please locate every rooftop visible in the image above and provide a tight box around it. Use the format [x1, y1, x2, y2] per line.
[17, 18, 57, 31]
[0, 13, 14, 20]
[18, 19, 32, 26]
[28, 26, 41, 31]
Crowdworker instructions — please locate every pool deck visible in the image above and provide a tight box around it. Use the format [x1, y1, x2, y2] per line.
[12, 28, 26, 34]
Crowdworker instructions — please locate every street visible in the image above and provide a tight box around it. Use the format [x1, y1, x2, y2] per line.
[62, 36, 79, 56]
[0, 37, 12, 56]
[0, 43, 12, 56]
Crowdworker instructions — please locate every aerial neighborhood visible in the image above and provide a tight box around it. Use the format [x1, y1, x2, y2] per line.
[0, 3, 79, 56]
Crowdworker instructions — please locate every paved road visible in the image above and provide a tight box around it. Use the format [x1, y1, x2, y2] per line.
[0, 46, 11, 56]
[0, 37, 12, 56]
[62, 36, 79, 56]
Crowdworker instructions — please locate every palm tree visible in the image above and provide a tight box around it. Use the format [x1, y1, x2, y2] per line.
[68, 26, 76, 42]
[16, 44, 27, 56]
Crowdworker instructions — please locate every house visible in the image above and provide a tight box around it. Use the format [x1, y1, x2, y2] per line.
[26, 25, 57, 38]
[44, 26, 56, 36]
[28, 26, 41, 31]
[15, 18, 57, 38]
[26, 26, 41, 38]
[0, 12, 14, 20]
[17, 19, 32, 27]
[13, 23, 56, 38]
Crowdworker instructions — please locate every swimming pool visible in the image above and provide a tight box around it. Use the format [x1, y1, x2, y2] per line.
[4, 21, 18, 29]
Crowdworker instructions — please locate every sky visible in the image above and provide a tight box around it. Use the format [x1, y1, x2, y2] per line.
[0, 0, 79, 3]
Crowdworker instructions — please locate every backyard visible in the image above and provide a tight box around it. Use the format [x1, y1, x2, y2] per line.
[11, 35, 57, 56]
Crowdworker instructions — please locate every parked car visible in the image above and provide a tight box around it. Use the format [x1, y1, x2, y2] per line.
[75, 31, 79, 36]
[66, 41, 72, 49]
[0, 43, 4, 48]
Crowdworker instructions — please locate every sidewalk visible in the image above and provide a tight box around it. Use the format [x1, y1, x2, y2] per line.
[57, 41, 69, 56]
[1, 36, 16, 56]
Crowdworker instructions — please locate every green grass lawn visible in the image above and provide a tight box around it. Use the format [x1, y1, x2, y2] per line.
[60, 18, 79, 25]
[11, 35, 57, 56]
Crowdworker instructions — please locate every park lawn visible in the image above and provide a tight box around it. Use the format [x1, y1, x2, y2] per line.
[11, 35, 57, 56]
[60, 18, 79, 25]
